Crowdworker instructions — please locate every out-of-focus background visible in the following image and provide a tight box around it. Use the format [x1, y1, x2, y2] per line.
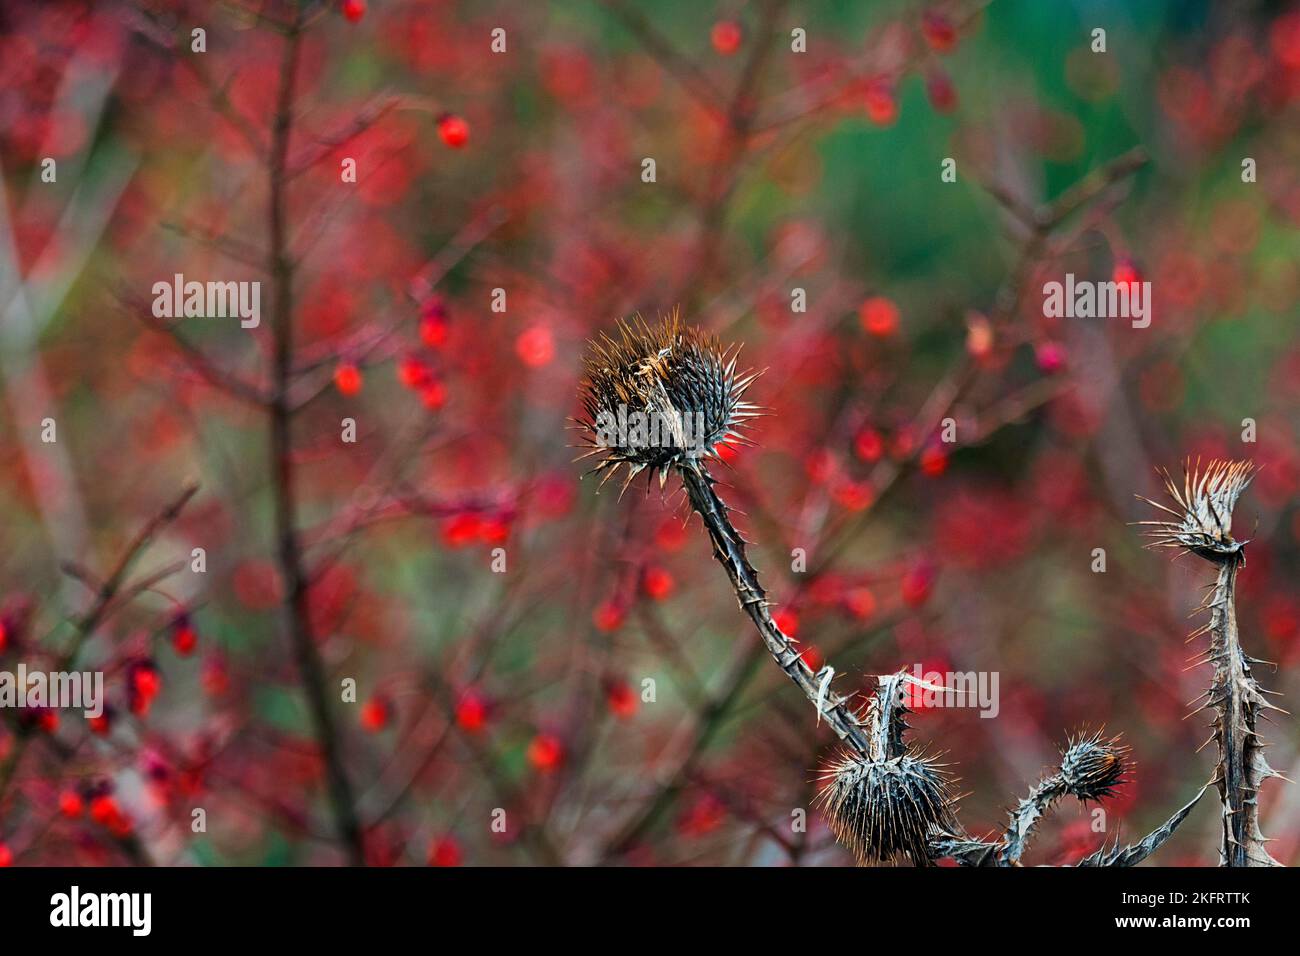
[2, 0, 1300, 866]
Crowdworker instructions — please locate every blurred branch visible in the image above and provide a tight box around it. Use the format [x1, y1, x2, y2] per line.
[596, 0, 727, 112]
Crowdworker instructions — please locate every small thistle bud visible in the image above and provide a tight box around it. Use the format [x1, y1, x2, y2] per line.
[575, 311, 760, 492]
[1059, 730, 1129, 803]
[816, 751, 956, 865]
[1137, 459, 1254, 562]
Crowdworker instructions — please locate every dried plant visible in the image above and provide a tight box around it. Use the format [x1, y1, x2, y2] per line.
[1138, 459, 1284, 866]
[579, 318, 1282, 867]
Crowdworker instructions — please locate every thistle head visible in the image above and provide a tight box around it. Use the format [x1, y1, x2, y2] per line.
[1059, 730, 1129, 803]
[1137, 459, 1254, 563]
[816, 750, 956, 865]
[575, 311, 759, 491]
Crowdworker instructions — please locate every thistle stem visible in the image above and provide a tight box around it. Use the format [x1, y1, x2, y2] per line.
[1207, 557, 1278, 866]
[677, 463, 872, 753]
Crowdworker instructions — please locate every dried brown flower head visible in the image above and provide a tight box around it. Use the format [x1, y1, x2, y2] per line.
[575, 311, 759, 492]
[816, 750, 956, 865]
[1136, 459, 1254, 562]
[1059, 730, 1129, 803]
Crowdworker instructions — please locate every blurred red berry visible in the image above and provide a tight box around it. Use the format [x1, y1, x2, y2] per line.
[455, 691, 489, 732]
[592, 598, 626, 632]
[800, 644, 824, 672]
[642, 566, 675, 600]
[171, 613, 197, 656]
[854, 427, 884, 462]
[1271, 12, 1300, 68]
[606, 679, 637, 718]
[0, 844, 11, 867]
[863, 77, 897, 126]
[845, 586, 877, 620]
[859, 296, 900, 336]
[202, 657, 230, 697]
[926, 69, 957, 112]
[436, 113, 469, 148]
[1035, 341, 1066, 374]
[419, 313, 448, 348]
[59, 790, 84, 819]
[773, 608, 800, 637]
[360, 696, 391, 732]
[341, 0, 365, 23]
[88, 708, 112, 736]
[901, 561, 936, 607]
[516, 324, 555, 367]
[127, 661, 161, 717]
[397, 354, 432, 389]
[527, 733, 564, 772]
[442, 513, 482, 548]
[920, 443, 949, 476]
[921, 10, 957, 52]
[419, 379, 447, 410]
[333, 362, 363, 396]
[711, 20, 742, 55]
[833, 479, 875, 511]
[427, 836, 463, 866]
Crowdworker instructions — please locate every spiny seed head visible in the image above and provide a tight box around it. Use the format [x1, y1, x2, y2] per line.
[1136, 458, 1254, 563]
[816, 751, 956, 865]
[575, 310, 760, 492]
[1059, 730, 1129, 803]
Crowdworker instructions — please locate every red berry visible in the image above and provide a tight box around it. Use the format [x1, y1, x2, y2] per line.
[0, 620, 8, 652]
[128, 660, 161, 717]
[0, 843, 11, 867]
[334, 362, 363, 396]
[641, 566, 675, 601]
[418, 379, 447, 410]
[515, 324, 555, 367]
[441, 513, 482, 548]
[859, 296, 900, 336]
[171, 613, 197, 656]
[854, 427, 884, 462]
[920, 443, 949, 476]
[845, 586, 877, 620]
[419, 313, 448, 348]
[833, 479, 875, 511]
[88, 709, 112, 735]
[427, 836, 462, 866]
[342, 0, 365, 24]
[800, 644, 824, 672]
[527, 733, 564, 772]
[455, 691, 488, 733]
[1035, 341, 1066, 374]
[593, 599, 627, 632]
[773, 608, 800, 638]
[436, 113, 469, 148]
[921, 10, 957, 52]
[59, 790, 84, 818]
[606, 679, 637, 719]
[901, 561, 936, 607]
[926, 69, 957, 113]
[397, 354, 432, 389]
[864, 77, 898, 126]
[711, 20, 742, 55]
[360, 696, 391, 732]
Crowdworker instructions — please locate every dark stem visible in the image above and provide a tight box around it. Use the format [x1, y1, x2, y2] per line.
[1206, 557, 1278, 866]
[266, 17, 364, 867]
[677, 463, 872, 753]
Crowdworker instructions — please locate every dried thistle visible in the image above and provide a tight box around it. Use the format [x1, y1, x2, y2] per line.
[1059, 730, 1129, 803]
[816, 671, 957, 865]
[575, 310, 759, 493]
[817, 751, 956, 866]
[1138, 458, 1282, 867]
